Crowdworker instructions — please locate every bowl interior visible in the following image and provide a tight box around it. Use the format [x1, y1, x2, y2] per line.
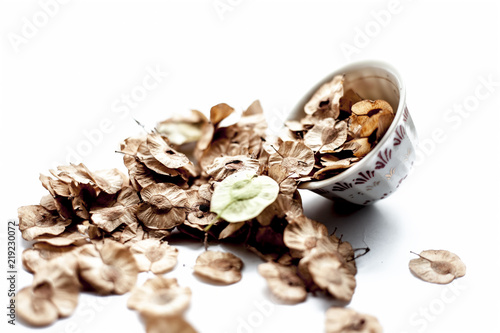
[288, 61, 405, 190]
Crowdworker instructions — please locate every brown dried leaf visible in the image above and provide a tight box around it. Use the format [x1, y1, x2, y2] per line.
[193, 251, 243, 285]
[210, 103, 235, 125]
[306, 251, 356, 302]
[16, 256, 80, 327]
[304, 118, 348, 153]
[269, 141, 315, 177]
[304, 75, 344, 119]
[18, 205, 72, 241]
[127, 276, 191, 317]
[137, 183, 187, 230]
[258, 262, 307, 304]
[22, 243, 78, 274]
[409, 250, 466, 284]
[206, 155, 260, 181]
[90, 206, 137, 233]
[284, 215, 328, 258]
[130, 239, 178, 274]
[77, 241, 139, 295]
[325, 307, 383, 333]
[147, 133, 191, 169]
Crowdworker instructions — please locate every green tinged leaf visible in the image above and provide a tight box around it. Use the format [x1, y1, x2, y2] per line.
[210, 171, 279, 223]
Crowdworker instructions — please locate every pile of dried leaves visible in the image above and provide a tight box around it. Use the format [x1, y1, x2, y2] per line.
[16, 78, 397, 332]
[282, 75, 395, 181]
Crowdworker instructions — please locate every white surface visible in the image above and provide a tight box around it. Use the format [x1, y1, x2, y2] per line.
[1, 1, 499, 332]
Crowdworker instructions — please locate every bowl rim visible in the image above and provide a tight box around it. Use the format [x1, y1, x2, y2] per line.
[295, 60, 407, 190]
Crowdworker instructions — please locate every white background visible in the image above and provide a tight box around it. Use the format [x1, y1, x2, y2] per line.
[1, 0, 499, 332]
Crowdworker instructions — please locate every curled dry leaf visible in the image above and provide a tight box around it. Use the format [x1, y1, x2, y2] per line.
[210, 103, 235, 126]
[210, 171, 279, 223]
[147, 133, 191, 169]
[90, 205, 137, 233]
[304, 75, 344, 118]
[22, 242, 78, 274]
[306, 251, 356, 302]
[325, 307, 383, 333]
[18, 205, 72, 241]
[137, 183, 188, 230]
[77, 241, 139, 295]
[351, 99, 393, 116]
[409, 250, 466, 284]
[193, 250, 243, 285]
[184, 189, 216, 230]
[284, 215, 328, 258]
[206, 155, 260, 181]
[127, 276, 191, 318]
[258, 262, 307, 304]
[130, 239, 179, 274]
[16, 256, 80, 327]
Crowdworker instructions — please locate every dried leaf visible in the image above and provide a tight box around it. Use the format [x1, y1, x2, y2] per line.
[130, 239, 178, 274]
[127, 276, 191, 317]
[325, 307, 382, 333]
[193, 251, 243, 285]
[409, 250, 466, 284]
[258, 262, 307, 304]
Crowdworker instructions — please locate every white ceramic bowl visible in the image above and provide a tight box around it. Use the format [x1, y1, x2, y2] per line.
[290, 61, 418, 205]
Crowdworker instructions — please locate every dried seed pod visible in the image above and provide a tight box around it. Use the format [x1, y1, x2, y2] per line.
[339, 89, 363, 114]
[34, 232, 88, 247]
[303, 118, 348, 153]
[409, 250, 466, 284]
[185, 189, 216, 230]
[325, 307, 383, 333]
[258, 262, 307, 304]
[90, 205, 137, 233]
[39, 194, 57, 212]
[18, 205, 72, 241]
[306, 251, 356, 302]
[92, 168, 128, 195]
[147, 133, 192, 169]
[342, 138, 372, 158]
[314, 236, 357, 276]
[136, 183, 187, 230]
[77, 241, 139, 295]
[22, 243, 78, 274]
[130, 239, 179, 274]
[16, 256, 80, 327]
[351, 99, 393, 117]
[359, 109, 394, 139]
[268, 141, 315, 177]
[193, 250, 243, 285]
[206, 155, 260, 181]
[127, 276, 191, 317]
[304, 75, 344, 119]
[283, 215, 328, 258]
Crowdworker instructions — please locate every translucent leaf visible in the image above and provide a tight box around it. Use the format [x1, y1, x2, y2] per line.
[210, 171, 279, 223]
